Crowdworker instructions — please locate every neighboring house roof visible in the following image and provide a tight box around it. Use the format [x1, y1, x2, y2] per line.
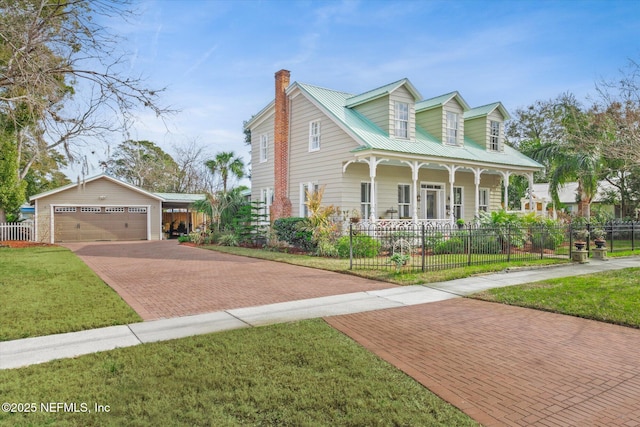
[30, 174, 165, 202]
[463, 102, 511, 121]
[294, 82, 542, 170]
[415, 91, 470, 112]
[345, 78, 422, 108]
[531, 182, 617, 204]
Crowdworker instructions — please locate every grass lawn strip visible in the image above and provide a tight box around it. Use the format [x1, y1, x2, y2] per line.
[473, 267, 640, 328]
[204, 244, 568, 286]
[0, 320, 478, 427]
[0, 246, 141, 341]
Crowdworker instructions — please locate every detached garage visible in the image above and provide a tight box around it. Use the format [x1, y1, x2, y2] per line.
[31, 175, 164, 243]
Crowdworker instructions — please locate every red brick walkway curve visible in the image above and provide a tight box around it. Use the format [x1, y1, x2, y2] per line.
[326, 298, 640, 427]
[65, 240, 394, 320]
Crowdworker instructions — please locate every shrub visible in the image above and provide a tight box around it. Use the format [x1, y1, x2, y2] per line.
[336, 235, 381, 258]
[272, 217, 315, 251]
[177, 235, 191, 243]
[433, 237, 465, 254]
[218, 232, 240, 247]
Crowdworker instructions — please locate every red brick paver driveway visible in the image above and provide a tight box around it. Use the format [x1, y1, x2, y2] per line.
[65, 240, 394, 320]
[326, 298, 640, 427]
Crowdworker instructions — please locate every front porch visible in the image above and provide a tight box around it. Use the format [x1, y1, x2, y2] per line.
[342, 153, 538, 224]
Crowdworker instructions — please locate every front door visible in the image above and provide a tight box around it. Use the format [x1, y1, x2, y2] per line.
[421, 184, 445, 219]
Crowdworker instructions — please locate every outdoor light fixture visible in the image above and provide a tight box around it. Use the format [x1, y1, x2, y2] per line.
[416, 194, 421, 202]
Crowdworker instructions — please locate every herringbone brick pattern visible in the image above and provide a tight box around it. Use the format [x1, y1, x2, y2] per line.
[65, 240, 393, 320]
[326, 299, 640, 427]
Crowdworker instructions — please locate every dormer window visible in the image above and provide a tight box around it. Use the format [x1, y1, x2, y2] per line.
[394, 102, 409, 139]
[489, 120, 500, 151]
[446, 111, 459, 145]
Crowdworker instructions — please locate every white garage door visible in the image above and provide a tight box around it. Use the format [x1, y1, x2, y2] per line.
[54, 207, 147, 242]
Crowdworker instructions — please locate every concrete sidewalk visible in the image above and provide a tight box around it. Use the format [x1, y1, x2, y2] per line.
[1, 256, 638, 370]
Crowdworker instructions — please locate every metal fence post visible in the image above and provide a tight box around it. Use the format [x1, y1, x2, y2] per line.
[421, 223, 426, 272]
[632, 221, 635, 251]
[507, 224, 511, 262]
[349, 223, 353, 270]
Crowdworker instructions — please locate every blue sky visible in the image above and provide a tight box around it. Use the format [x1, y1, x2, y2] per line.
[71, 0, 640, 180]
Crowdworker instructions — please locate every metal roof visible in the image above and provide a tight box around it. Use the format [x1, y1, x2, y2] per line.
[296, 83, 542, 169]
[153, 193, 207, 203]
[345, 78, 421, 107]
[464, 102, 511, 121]
[415, 91, 470, 112]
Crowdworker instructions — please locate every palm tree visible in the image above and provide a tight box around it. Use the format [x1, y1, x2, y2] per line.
[530, 106, 602, 219]
[205, 151, 245, 193]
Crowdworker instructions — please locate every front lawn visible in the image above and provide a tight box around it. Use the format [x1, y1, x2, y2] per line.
[0, 246, 141, 341]
[473, 267, 640, 328]
[0, 319, 478, 427]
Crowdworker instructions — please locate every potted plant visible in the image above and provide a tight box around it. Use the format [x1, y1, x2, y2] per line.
[456, 218, 465, 229]
[350, 209, 361, 223]
[573, 229, 589, 250]
[592, 228, 606, 248]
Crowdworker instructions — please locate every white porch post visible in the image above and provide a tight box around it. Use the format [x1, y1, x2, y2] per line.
[401, 160, 424, 222]
[473, 168, 485, 217]
[444, 165, 460, 224]
[500, 171, 511, 210]
[527, 173, 535, 213]
[368, 156, 377, 222]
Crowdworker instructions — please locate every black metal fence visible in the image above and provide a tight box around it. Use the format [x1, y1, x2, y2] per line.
[348, 221, 640, 272]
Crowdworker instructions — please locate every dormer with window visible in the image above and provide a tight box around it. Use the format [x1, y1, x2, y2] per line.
[346, 78, 421, 140]
[416, 91, 469, 147]
[463, 102, 510, 152]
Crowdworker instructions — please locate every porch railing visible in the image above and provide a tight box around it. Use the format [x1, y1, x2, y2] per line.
[0, 221, 35, 242]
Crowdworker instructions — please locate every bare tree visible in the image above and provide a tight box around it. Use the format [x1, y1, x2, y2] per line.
[0, 0, 171, 219]
[172, 140, 214, 193]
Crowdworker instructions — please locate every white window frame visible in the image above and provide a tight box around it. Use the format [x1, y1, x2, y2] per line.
[489, 121, 500, 151]
[361, 182, 371, 219]
[446, 111, 459, 145]
[397, 184, 411, 218]
[309, 120, 321, 151]
[261, 187, 273, 222]
[394, 102, 409, 139]
[452, 186, 463, 220]
[479, 188, 490, 212]
[300, 182, 318, 217]
[260, 134, 268, 162]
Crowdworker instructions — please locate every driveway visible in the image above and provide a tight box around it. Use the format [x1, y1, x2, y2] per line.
[65, 240, 394, 320]
[326, 298, 640, 427]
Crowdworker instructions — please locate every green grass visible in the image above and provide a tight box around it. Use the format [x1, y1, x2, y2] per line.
[204, 244, 568, 285]
[473, 267, 640, 328]
[0, 320, 478, 427]
[0, 246, 141, 341]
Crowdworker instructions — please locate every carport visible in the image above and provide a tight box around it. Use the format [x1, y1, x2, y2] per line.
[30, 175, 205, 243]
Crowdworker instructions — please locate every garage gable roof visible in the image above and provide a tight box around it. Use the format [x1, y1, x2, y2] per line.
[30, 174, 165, 202]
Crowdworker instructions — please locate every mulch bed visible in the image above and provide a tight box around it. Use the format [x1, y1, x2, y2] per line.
[0, 241, 56, 248]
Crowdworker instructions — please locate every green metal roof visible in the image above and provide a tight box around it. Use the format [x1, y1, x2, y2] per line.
[295, 82, 542, 170]
[415, 91, 470, 112]
[345, 78, 421, 107]
[463, 102, 511, 121]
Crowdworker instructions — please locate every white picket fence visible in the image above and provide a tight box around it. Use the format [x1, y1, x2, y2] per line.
[0, 221, 34, 241]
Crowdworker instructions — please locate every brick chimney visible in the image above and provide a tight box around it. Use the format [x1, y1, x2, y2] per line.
[271, 69, 292, 221]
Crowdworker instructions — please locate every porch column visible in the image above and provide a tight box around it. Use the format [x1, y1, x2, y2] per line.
[444, 165, 460, 223]
[368, 156, 377, 222]
[499, 171, 511, 210]
[527, 173, 535, 213]
[401, 160, 424, 222]
[473, 168, 485, 217]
